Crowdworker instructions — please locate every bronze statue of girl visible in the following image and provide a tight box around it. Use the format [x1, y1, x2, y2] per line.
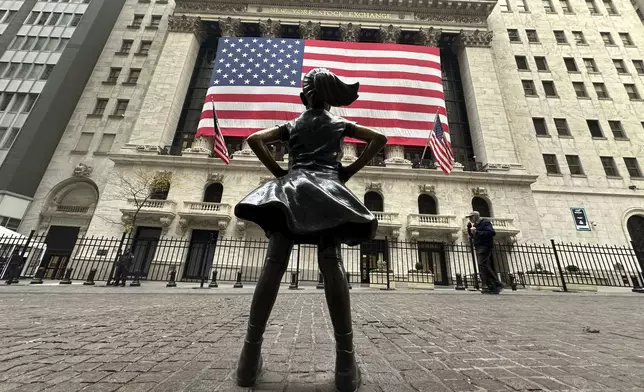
[234, 68, 387, 392]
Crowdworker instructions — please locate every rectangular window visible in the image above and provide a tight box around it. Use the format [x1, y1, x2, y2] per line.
[22, 94, 37, 113]
[584, 58, 599, 72]
[594, 83, 610, 99]
[4, 63, 18, 78]
[40, 64, 54, 80]
[70, 14, 82, 27]
[601, 32, 614, 45]
[55, 38, 69, 52]
[573, 31, 586, 45]
[22, 37, 35, 51]
[625, 84, 641, 100]
[533, 118, 548, 136]
[535, 56, 549, 71]
[543, 0, 555, 12]
[119, 40, 133, 54]
[522, 80, 536, 95]
[74, 132, 93, 152]
[25, 12, 38, 24]
[526, 29, 539, 43]
[33, 37, 47, 51]
[633, 60, 644, 75]
[564, 57, 578, 72]
[619, 33, 634, 46]
[613, 59, 627, 73]
[36, 12, 50, 25]
[0, 93, 14, 111]
[15, 64, 30, 79]
[27, 64, 43, 79]
[608, 121, 626, 138]
[554, 30, 567, 44]
[554, 118, 571, 136]
[59, 13, 72, 26]
[0, 128, 19, 149]
[543, 154, 561, 174]
[624, 158, 643, 178]
[587, 119, 603, 137]
[515, 56, 529, 70]
[48, 12, 61, 26]
[543, 81, 557, 97]
[106, 68, 121, 84]
[0, 128, 5, 146]
[560, 0, 573, 12]
[602, 0, 617, 14]
[508, 29, 521, 42]
[131, 15, 143, 27]
[573, 82, 588, 98]
[516, 0, 528, 11]
[600, 156, 619, 177]
[586, 0, 599, 13]
[113, 99, 129, 116]
[126, 69, 141, 84]
[92, 99, 108, 116]
[96, 134, 116, 153]
[150, 15, 162, 27]
[45, 38, 59, 51]
[9, 36, 25, 50]
[138, 41, 152, 54]
[566, 155, 584, 175]
[8, 94, 25, 112]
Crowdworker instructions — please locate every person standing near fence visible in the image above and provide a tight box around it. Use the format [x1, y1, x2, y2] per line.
[468, 211, 503, 294]
[113, 248, 133, 287]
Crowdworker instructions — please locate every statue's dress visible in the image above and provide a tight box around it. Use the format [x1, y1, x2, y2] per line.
[234, 109, 378, 246]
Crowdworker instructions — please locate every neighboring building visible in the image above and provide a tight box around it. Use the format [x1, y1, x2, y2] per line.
[631, 0, 644, 21]
[14, 0, 644, 281]
[0, 0, 126, 230]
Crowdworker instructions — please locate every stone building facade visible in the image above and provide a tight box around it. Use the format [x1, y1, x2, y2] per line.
[13, 0, 644, 282]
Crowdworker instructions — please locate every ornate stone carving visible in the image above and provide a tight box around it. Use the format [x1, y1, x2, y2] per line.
[379, 24, 401, 43]
[472, 187, 488, 197]
[208, 173, 224, 183]
[218, 17, 244, 37]
[179, 217, 189, 230]
[168, 15, 204, 39]
[72, 163, 93, 177]
[339, 23, 361, 42]
[414, 13, 488, 25]
[218, 220, 229, 231]
[365, 182, 382, 192]
[457, 29, 494, 48]
[418, 27, 442, 47]
[159, 216, 173, 227]
[299, 21, 322, 40]
[409, 230, 420, 241]
[175, 2, 247, 13]
[259, 19, 282, 38]
[121, 213, 133, 225]
[384, 156, 412, 165]
[391, 229, 400, 239]
[236, 220, 247, 232]
[419, 184, 435, 194]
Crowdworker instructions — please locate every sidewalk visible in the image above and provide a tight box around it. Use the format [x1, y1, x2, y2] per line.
[0, 286, 643, 391]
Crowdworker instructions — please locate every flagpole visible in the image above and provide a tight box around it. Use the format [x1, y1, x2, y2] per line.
[420, 109, 441, 161]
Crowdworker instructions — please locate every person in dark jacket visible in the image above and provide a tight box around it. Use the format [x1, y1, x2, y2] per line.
[468, 211, 503, 294]
[4, 250, 22, 284]
[113, 248, 133, 287]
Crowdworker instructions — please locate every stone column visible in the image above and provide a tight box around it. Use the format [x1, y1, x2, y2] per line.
[379, 24, 401, 43]
[126, 16, 204, 153]
[219, 17, 244, 37]
[338, 23, 361, 162]
[259, 19, 281, 38]
[299, 21, 322, 39]
[418, 27, 442, 47]
[384, 145, 412, 168]
[456, 29, 521, 172]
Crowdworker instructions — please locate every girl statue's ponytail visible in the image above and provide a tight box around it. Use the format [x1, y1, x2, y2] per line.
[302, 68, 359, 108]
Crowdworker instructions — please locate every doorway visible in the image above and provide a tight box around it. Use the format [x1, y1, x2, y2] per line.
[417, 242, 448, 285]
[359, 239, 388, 283]
[131, 227, 162, 278]
[41, 225, 80, 279]
[627, 215, 644, 272]
[183, 229, 219, 280]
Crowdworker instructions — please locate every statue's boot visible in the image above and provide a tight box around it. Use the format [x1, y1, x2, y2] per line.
[236, 324, 264, 387]
[334, 331, 361, 392]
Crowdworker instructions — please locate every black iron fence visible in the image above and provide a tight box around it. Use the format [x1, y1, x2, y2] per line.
[1, 231, 643, 291]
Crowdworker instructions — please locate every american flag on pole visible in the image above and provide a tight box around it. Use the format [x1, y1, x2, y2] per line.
[196, 37, 447, 146]
[209, 96, 230, 164]
[428, 112, 453, 175]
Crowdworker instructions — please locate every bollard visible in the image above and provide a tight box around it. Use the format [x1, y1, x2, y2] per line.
[316, 272, 325, 289]
[167, 270, 177, 288]
[347, 272, 352, 290]
[59, 268, 73, 285]
[631, 275, 644, 293]
[233, 271, 243, 288]
[129, 271, 141, 287]
[288, 271, 299, 290]
[509, 274, 517, 291]
[83, 269, 97, 286]
[208, 270, 218, 288]
[30, 267, 45, 284]
[454, 273, 465, 291]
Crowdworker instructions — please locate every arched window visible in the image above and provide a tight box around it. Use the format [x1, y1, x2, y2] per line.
[203, 183, 223, 203]
[364, 192, 383, 212]
[627, 215, 644, 248]
[471, 196, 491, 217]
[418, 194, 438, 215]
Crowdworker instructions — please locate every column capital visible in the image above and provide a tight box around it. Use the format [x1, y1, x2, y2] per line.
[418, 27, 442, 47]
[339, 23, 361, 42]
[379, 25, 401, 44]
[299, 21, 322, 40]
[168, 15, 204, 40]
[218, 17, 244, 37]
[457, 29, 493, 48]
[259, 18, 282, 38]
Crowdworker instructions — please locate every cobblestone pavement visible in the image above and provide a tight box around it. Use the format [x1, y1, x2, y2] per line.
[1, 286, 644, 391]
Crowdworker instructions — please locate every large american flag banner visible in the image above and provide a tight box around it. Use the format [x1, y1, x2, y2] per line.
[196, 37, 447, 146]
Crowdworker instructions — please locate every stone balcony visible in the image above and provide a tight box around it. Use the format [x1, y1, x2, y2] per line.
[374, 211, 402, 239]
[42, 205, 91, 217]
[120, 199, 177, 227]
[407, 214, 460, 241]
[178, 201, 233, 231]
[462, 217, 520, 238]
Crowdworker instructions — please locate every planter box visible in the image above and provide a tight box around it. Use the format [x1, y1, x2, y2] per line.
[407, 272, 435, 290]
[369, 272, 395, 289]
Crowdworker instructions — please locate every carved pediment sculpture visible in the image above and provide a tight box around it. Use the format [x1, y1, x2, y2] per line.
[72, 163, 93, 177]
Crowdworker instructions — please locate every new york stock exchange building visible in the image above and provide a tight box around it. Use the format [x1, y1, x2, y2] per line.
[11, 0, 644, 288]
